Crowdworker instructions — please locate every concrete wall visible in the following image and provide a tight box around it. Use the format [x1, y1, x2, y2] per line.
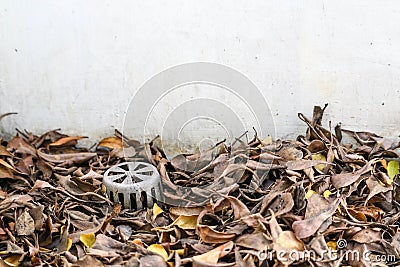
[1, 1, 400, 148]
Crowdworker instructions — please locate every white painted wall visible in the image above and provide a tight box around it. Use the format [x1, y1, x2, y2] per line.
[1, 1, 400, 147]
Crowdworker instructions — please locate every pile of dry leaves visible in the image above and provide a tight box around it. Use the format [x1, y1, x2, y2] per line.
[0, 105, 399, 267]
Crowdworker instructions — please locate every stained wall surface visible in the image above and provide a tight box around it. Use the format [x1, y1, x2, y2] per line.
[1, 1, 399, 149]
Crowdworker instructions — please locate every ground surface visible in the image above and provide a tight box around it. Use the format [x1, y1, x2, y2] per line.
[0, 106, 399, 266]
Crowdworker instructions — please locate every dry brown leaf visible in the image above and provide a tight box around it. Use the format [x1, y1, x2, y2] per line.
[225, 196, 250, 220]
[193, 241, 233, 264]
[235, 232, 271, 251]
[0, 159, 18, 173]
[0, 106, 399, 266]
[0, 165, 13, 179]
[170, 206, 204, 217]
[198, 225, 236, 244]
[0, 146, 12, 157]
[350, 228, 382, 244]
[276, 146, 303, 161]
[292, 198, 339, 239]
[73, 255, 106, 266]
[49, 136, 87, 147]
[98, 137, 123, 149]
[16, 209, 35, 236]
[140, 255, 167, 267]
[365, 176, 391, 204]
[37, 148, 97, 165]
[349, 206, 384, 221]
[331, 160, 376, 189]
[286, 159, 331, 171]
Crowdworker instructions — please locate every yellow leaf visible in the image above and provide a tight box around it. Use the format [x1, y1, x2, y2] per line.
[312, 154, 327, 171]
[101, 184, 107, 194]
[260, 136, 273, 146]
[80, 232, 96, 248]
[378, 179, 386, 186]
[66, 238, 72, 251]
[305, 190, 316, 200]
[327, 241, 337, 251]
[323, 190, 333, 199]
[152, 203, 164, 220]
[174, 249, 184, 256]
[4, 254, 21, 267]
[388, 161, 399, 181]
[147, 244, 168, 261]
[172, 215, 198, 230]
[152, 215, 198, 231]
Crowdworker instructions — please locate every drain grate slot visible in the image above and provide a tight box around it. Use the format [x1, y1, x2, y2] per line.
[130, 193, 137, 210]
[103, 162, 163, 210]
[141, 191, 148, 208]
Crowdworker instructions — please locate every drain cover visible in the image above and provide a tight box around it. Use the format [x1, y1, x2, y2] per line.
[103, 162, 163, 209]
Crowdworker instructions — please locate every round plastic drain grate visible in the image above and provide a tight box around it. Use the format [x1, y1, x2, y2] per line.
[103, 162, 163, 209]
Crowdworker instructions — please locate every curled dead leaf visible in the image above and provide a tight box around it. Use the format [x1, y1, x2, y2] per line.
[198, 225, 236, 244]
[98, 137, 123, 149]
[292, 198, 339, 239]
[193, 241, 233, 265]
[49, 136, 87, 147]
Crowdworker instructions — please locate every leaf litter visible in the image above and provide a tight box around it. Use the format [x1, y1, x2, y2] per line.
[0, 105, 399, 266]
